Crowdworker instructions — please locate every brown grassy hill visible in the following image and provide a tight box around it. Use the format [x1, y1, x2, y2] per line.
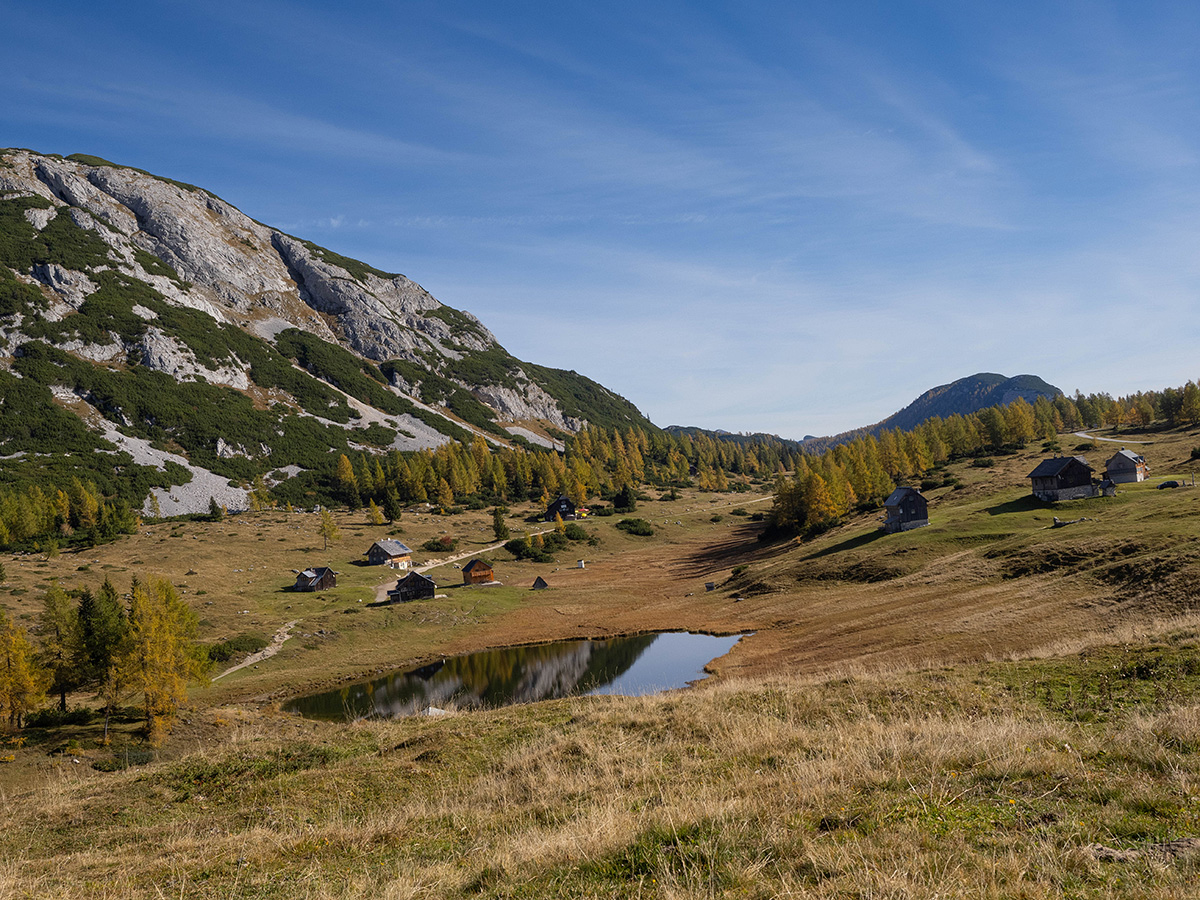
[2, 425, 1199, 897]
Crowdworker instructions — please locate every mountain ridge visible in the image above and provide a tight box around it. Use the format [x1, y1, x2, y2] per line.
[0, 148, 652, 511]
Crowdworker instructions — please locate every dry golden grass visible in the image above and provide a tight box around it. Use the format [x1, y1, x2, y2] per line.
[3, 656, 1200, 898]
[3, 425, 1200, 896]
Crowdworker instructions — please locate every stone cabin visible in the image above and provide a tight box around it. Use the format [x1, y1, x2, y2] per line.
[462, 559, 495, 585]
[1029, 456, 1097, 501]
[544, 495, 577, 522]
[293, 567, 336, 591]
[387, 571, 436, 603]
[882, 486, 929, 534]
[365, 539, 413, 568]
[1104, 449, 1148, 484]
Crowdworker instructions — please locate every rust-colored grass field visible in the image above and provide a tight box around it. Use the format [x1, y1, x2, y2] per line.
[3, 425, 1200, 897]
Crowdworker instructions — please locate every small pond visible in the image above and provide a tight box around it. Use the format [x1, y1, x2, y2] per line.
[283, 631, 745, 722]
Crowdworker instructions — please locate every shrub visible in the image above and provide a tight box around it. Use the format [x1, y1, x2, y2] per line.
[1191, 447, 1200, 461]
[421, 535, 458, 553]
[729, 507, 749, 516]
[971, 458, 994, 468]
[710, 514, 724, 523]
[563, 522, 589, 541]
[730, 564, 748, 577]
[616, 518, 654, 537]
[26, 707, 94, 728]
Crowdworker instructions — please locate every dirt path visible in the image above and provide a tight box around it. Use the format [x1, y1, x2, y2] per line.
[1074, 431, 1152, 445]
[213, 620, 299, 680]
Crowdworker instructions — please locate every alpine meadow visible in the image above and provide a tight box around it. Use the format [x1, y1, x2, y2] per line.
[3, 144, 1200, 900]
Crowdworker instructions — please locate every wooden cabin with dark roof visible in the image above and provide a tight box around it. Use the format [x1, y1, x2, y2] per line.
[882, 486, 929, 534]
[387, 571, 436, 603]
[1104, 449, 1148, 484]
[1029, 456, 1097, 501]
[293, 567, 336, 592]
[365, 539, 413, 569]
[462, 559, 495, 585]
[544, 495, 577, 522]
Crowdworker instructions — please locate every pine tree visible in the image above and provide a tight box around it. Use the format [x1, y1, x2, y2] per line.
[37, 585, 80, 712]
[382, 488, 402, 523]
[78, 579, 128, 686]
[367, 499, 385, 526]
[492, 507, 510, 542]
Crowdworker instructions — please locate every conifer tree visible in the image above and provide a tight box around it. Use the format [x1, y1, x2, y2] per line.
[122, 577, 205, 745]
[492, 507, 510, 542]
[382, 488, 402, 523]
[367, 499, 385, 526]
[0, 610, 47, 728]
[318, 509, 341, 551]
[37, 585, 80, 712]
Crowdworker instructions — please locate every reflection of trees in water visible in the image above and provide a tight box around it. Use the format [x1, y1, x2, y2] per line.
[284, 633, 660, 721]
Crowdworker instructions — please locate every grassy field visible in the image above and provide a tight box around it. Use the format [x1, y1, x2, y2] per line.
[2, 425, 1200, 897]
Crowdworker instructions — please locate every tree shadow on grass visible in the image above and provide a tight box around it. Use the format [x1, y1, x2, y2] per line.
[985, 495, 1048, 516]
[802, 529, 888, 560]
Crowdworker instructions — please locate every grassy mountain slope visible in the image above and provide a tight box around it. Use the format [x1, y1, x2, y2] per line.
[2, 424, 1199, 896]
[0, 148, 653, 511]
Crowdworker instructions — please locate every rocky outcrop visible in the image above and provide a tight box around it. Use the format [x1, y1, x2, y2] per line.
[0, 148, 649, 449]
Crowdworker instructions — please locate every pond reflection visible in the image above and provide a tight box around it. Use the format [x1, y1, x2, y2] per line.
[283, 631, 744, 722]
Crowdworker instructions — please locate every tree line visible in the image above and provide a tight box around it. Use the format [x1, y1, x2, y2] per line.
[0, 576, 205, 744]
[766, 381, 1200, 538]
[325, 426, 804, 517]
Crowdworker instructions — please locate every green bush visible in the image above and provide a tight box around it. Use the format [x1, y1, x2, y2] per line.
[26, 707, 94, 728]
[421, 535, 458, 553]
[563, 522, 589, 541]
[616, 518, 654, 537]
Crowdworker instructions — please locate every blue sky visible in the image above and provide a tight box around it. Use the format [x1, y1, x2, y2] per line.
[5, 1, 1200, 438]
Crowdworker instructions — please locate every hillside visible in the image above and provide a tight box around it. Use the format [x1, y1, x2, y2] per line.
[797, 372, 1063, 452]
[2, 423, 1200, 896]
[873, 372, 1062, 433]
[0, 149, 651, 512]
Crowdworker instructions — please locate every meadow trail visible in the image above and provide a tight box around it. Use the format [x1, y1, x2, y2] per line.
[213, 620, 300, 680]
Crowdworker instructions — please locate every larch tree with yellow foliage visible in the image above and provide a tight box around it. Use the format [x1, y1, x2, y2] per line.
[0, 609, 49, 729]
[122, 577, 207, 745]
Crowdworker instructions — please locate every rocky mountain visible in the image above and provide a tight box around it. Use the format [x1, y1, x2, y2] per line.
[0, 149, 650, 511]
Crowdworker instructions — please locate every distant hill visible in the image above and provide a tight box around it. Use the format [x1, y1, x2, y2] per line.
[870, 373, 1062, 434]
[671, 373, 1062, 454]
[801, 373, 1062, 452]
[663, 426, 807, 452]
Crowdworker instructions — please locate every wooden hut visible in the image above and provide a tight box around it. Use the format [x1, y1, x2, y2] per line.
[387, 571, 436, 603]
[462, 559, 495, 585]
[1104, 449, 1148, 484]
[293, 567, 336, 591]
[365, 539, 413, 568]
[882, 487, 929, 534]
[1028, 456, 1097, 501]
[544, 495, 577, 522]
